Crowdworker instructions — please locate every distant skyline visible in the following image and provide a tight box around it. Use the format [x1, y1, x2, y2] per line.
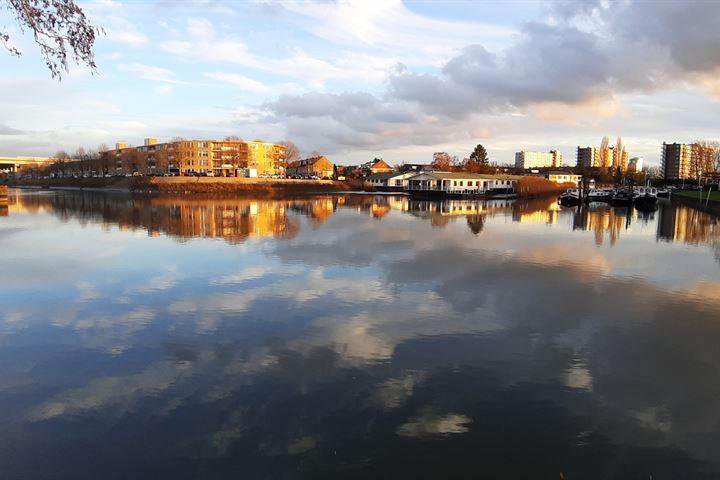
[2, 0, 720, 166]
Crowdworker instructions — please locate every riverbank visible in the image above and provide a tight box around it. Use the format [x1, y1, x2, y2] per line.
[673, 189, 720, 203]
[672, 189, 720, 215]
[5, 176, 359, 196]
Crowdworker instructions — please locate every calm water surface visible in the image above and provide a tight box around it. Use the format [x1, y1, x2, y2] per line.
[1, 189, 720, 479]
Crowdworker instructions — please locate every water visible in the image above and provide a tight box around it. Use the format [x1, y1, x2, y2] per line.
[1, 189, 720, 479]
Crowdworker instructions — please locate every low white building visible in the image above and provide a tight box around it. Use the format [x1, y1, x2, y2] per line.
[404, 172, 521, 195]
[366, 172, 415, 190]
[545, 171, 582, 186]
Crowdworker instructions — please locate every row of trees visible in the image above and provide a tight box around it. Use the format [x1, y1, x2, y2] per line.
[430, 144, 494, 173]
[690, 141, 720, 180]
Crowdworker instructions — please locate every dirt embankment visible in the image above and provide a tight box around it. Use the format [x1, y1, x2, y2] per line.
[6, 177, 357, 195]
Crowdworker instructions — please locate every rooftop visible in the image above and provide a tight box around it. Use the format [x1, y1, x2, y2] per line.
[409, 171, 523, 180]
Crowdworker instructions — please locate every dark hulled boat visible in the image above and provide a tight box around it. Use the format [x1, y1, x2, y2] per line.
[558, 188, 581, 207]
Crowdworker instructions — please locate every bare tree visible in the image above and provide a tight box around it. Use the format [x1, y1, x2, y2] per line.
[431, 152, 452, 171]
[73, 146, 86, 173]
[224, 135, 243, 141]
[309, 150, 321, 158]
[2, 0, 103, 79]
[99, 150, 114, 175]
[691, 141, 718, 180]
[645, 165, 662, 179]
[119, 147, 143, 174]
[53, 149, 69, 175]
[279, 140, 300, 164]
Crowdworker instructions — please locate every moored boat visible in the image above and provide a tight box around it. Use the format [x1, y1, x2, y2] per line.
[558, 188, 581, 206]
[611, 188, 633, 207]
[586, 187, 614, 203]
[633, 186, 658, 211]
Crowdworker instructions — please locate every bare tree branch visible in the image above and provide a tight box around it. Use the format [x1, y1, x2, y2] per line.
[2, 0, 103, 80]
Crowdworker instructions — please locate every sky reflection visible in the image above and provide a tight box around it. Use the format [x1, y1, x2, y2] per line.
[1, 189, 720, 479]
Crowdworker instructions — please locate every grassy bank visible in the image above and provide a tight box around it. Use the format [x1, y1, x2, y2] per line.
[673, 189, 720, 204]
[6, 176, 357, 195]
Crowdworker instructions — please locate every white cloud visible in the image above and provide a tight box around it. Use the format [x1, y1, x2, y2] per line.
[117, 62, 175, 82]
[154, 84, 174, 95]
[397, 411, 473, 438]
[204, 71, 270, 93]
[209, 266, 273, 285]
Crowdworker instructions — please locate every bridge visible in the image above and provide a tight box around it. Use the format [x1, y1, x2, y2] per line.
[0, 156, 53, 173]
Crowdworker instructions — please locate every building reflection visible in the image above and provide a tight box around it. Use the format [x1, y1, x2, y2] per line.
[407, 199, 515, 232]
[571, 205, 627, 246]
[12, 192, 306, 244]
[149, 197, 300, 243]
[8, 190, 720, 254]
[511, 198, 560, 224]
[288, 197, 338, 226]
[657, 202, 720, 248]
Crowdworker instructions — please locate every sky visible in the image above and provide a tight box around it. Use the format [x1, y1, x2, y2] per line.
[1, 0, 720, 166]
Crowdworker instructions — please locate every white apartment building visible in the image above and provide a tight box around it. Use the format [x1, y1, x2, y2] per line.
[515, 150, 563, 169]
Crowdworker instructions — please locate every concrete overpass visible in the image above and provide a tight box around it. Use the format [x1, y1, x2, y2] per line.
[0, 156, 53, 173]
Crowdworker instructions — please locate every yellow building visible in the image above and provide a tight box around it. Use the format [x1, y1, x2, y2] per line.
[287, 155, 335, 178]
[106, 138, 287, 177]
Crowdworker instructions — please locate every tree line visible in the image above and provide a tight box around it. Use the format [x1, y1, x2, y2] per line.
[428, 144, 495, 173]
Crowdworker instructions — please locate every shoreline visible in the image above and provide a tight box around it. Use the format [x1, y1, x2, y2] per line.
[671, 191, 720, 216]
[5, 177, 361, 196]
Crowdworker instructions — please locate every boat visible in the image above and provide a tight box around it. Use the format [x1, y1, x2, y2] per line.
[633, 186, 658, 210]
[586, 187, 614, 203]
[611, 188, 634, 207]
[558, 188, 581, 206]
[656, 187, 670, 198]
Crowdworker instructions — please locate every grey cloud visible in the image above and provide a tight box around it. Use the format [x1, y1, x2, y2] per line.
[0, 124, 26, 135]
[264, 0, 720, 153]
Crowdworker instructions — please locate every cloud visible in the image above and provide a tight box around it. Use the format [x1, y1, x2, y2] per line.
[204, 71, 270, 93]
[209, 266, 274, 285]
[0, 124, 26, 135]
[263, 1, 720, 154]
[154, 84, 174, 95]
[161, 18, 396, 89]
[106, 25, 149, 47]
[397, 411, 472, 438]
[117, 62, 175, 82]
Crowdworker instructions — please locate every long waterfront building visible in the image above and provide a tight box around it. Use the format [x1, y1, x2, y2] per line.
[103, 138, 287, 177]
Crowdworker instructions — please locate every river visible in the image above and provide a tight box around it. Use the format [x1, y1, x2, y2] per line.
[1, 189, 720, 479]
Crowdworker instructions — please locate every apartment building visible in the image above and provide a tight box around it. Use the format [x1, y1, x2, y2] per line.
[514, 150, 563, 169]
[576, 147, 601, 168]
[661, 142, 693, 180]
[105, 138, 287, 177]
